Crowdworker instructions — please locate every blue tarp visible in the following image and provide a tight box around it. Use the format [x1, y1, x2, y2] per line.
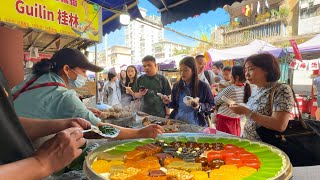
[89, 0, 142, 35]
[147, 0, 241, 25]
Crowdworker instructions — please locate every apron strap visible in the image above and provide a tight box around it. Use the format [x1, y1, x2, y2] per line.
[13, 76, 66, 100]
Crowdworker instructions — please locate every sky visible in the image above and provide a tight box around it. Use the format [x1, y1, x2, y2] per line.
[95, 0, 230, 51]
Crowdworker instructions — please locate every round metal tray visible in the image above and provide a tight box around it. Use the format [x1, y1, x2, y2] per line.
[84, 133, 293, 180]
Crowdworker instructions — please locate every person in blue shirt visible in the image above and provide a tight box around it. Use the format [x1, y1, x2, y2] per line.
[162, 56, 215, 126]
[12, 48, 163, 142]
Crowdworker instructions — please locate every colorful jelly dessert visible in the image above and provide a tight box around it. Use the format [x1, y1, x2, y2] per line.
[166, 169, 194, 180]
[191, 171, 208, 180]
[90, 136, 289, 180]
[155, 153, 173, 166]
[148, 169, 166, 177]
[124, 150, 146, 161]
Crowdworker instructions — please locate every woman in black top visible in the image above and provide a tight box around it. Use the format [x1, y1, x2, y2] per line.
[119, 70, 127, 95]
[121, 65, 138, 106]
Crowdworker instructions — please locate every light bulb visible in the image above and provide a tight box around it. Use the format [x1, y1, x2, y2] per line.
[120, 13, 130, 25]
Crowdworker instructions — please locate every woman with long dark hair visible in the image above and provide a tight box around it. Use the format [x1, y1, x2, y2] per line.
[214, 65, 251, 136]
[162, 57, 215, 126]
[119, 69, 127, 95]
[121, 65, 138, 106]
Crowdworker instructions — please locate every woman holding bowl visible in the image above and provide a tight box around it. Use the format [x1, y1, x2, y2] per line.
[229, 53, 294, 140]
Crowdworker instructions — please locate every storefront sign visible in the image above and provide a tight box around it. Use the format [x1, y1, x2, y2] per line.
[289, 39, 302, 61]
[0, 0, 101, 41]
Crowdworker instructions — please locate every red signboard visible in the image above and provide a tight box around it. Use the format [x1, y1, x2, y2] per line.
[289, 39, 302, 61]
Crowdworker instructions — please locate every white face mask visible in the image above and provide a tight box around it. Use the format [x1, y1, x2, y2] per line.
[67, 69, 87, 88]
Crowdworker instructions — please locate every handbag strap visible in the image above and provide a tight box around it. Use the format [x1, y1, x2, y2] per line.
[269, 83, 308, 129]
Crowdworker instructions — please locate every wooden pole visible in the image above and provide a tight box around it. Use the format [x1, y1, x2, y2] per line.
[95, 43, 99, 104]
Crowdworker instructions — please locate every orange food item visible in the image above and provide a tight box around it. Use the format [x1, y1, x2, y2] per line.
[142, 156, 159, 162]
[167, 169, 194, 180]
[149, 177, 167, 180]
[136, 144, 162, 156]
[222, 150, 236, 160]
[91, 160, 110, 173]
[125, 157, 161, 171]
[191, 171, 208, 180]
[139, 160, 161, 170]
[238, 166, 257, 177]
[130, 172, 151, 180]
[124, 150, 146, 161]
[224, 156, 242, 167]
[110, 167, 141, 180]
[207, 151, 224, 162]
[164, 157, 183, 166]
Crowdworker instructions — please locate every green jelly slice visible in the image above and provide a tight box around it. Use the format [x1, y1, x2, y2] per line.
[161, 137, 176, 143]
[176, 136, 188, 142]
[114, 145, 136, 151]
[105, 149, 127, 155]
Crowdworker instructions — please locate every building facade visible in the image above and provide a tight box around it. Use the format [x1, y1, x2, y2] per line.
[108, 46, 131, 66]
[125, 8, 164, 64]
[211, 26, 225, 45]
[299, 0, 320, 35]
[152, 40, 192, 59]
[219, 0, 320, 47]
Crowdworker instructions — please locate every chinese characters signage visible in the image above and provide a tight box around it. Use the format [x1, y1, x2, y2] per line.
[0, 0, 101, 41]
[289, 59, 320, 71]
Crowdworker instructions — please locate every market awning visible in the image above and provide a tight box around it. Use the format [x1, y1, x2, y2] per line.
[88, 0, 143, 35]
[207, 39, 284, 61]
[147, 0, 241, 25]
[287, 34, 320, 54]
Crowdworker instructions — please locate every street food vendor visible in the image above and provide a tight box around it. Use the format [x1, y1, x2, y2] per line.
[0, 68, 87, 179]
[0, 69, 162, 179]
[11, 48, 163, 142]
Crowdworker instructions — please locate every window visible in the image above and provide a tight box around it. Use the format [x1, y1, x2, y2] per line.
[300, 4, 320, 19]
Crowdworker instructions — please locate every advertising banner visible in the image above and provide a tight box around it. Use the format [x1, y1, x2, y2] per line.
[0, 0, 101, 41]
[289, 39, 303, 61]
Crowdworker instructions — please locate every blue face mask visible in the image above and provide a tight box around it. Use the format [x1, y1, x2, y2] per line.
[67, 69, 87, 88]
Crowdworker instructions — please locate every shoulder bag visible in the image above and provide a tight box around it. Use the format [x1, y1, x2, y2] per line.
[256, 83, 320, 166]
